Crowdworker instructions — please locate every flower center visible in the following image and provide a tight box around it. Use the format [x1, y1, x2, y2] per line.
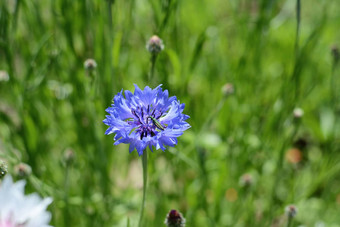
[130, 105, 165, 140]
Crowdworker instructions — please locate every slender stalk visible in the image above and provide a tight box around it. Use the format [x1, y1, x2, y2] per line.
[295, 0, 301, 54]
[294, 0, 301, 99]
[331, 64, 337, 105]
[12, 0, 21, 31]
[148, 54, 157, 85]
[107, 0, 115, 91]
[331, 48, 339, 106]
[200, 97, 226, 134]
[286, 216, 293, 227]
[138, 151, 148, 227]
[63, 161, 71, 226]
[268, 119, 300, 224]
[85, 69, 98, 99]
[190, 96, 227, 226]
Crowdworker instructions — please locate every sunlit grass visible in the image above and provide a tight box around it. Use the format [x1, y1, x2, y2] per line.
[1, 0, 340, 226]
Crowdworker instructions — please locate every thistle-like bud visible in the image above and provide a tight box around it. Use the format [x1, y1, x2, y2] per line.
[239, 173, 253, 187]
[146, 35, 164, 54]
[84, 59, 97, 70]
[0, 70, 9, 82]
[164, 209, 186, 227]
[285, 205, 298, 218]
[64, 148, 75, 165]
[293, 107, 304, 119]
[0, 160, 8, 179]
[14, 163, 32, 178]
[221, 83, 234, 96]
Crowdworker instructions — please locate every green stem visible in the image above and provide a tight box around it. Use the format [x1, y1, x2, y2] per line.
[107, 0, 116, 91]
[86, 70, 97, 99]
[331, 56, 338, 107]
[268, 119, 300, 223]
[190, 97, 227, 226]
[294, 0, 301, 100]
[63, 162, 70, 226]
[148, 54, 157, 85]
[200, 97, 226, 134]
[138, 151, 148, 227]
[295, 0, 301, 54]
[286, 216, 293, 227]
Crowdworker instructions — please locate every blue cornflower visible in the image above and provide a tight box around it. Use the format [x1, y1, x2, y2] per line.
[103, 84, 190, 156]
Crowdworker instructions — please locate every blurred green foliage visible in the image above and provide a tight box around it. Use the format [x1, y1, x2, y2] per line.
[1, 0, 340, 226]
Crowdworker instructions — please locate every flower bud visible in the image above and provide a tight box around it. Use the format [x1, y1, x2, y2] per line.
[239, 173, 253, 187]
[14, 163, 32, 178]
[64, 148, 75, 165]
[0, 160, 8, 179]
[293, 108, 304, 119]
[0, 70, 9, 82]
[285, 148, 302, 164]
[146, 35, 164, 54]
[164, 209, 186, 227]
[285, 204, 298, 218]
[221, 83, 234, 96]
[84, 59, 97, 70]
[225, 188, 238, 202]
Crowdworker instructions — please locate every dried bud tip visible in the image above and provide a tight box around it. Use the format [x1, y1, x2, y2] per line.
[146, 35, 164, 54]
[239, 173, 253, 187]
[221, 83, 234, 96]
[293, 108, 304, 118]
[14, 163, 32, 178]
[84, 59, 97, 70]
[285, 205, 298, 218]
[0, 160, 8, 179]
[64, 149, 75, 164]
[165, 209, 186, 227]
[0, 70, 9, 82]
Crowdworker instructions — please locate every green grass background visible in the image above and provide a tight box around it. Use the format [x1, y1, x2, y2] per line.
[1, 0, 340, 226]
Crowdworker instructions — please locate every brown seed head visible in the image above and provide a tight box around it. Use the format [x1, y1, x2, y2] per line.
[164, 209, 186, 227]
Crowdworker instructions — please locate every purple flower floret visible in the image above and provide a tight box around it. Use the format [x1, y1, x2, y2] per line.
[103, 84, 190, 156]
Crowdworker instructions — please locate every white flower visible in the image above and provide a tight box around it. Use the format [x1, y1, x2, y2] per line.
[293, 108, 304, 118]
[0, 71, 9, 82]
[0, 175, 53, 227]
